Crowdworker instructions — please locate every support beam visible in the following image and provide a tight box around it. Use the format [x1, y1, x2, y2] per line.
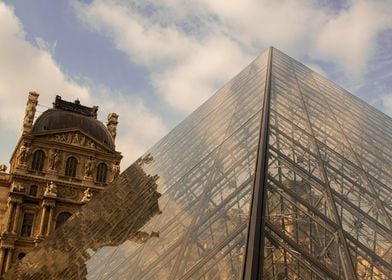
[242, 47, 273, 279]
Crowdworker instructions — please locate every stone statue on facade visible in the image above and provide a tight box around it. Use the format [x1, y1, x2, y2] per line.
[107, 113, 119, 140]
[17, 142, 30, 165]
[112, 162, 120, 179]
[81, 188, 93, 203]
[49, 149, 60, 170]
[71, 133, 80, 145]
[44, 181, 57, 197]
[84, 157, 95, 177]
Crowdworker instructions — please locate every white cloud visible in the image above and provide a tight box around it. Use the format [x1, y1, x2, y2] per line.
[0, 2, 89, 138]
[74, 0, 392, 109]
[89, 86, 167, 167]
[311, 0, 392, 80]
[74, 0, 252, 113]
[0, 2, 166, 167]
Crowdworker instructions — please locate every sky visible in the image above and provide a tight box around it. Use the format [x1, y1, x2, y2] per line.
[0, 0, 391, 168]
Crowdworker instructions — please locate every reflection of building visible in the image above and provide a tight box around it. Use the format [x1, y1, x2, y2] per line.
[0, 93, 122, 274]
[3, 48, 392, 280]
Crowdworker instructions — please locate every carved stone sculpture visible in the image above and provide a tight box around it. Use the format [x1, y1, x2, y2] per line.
[44, 181, 57, 197]
[22, 92, 39, 134]
[112, 162, 120, 180]
[49, 149, 60, 170]
[11, 183, 25, 193]
[71, 133, 80, 145]
[107, 113, 119, 140]
[84, 157, 95, 177]
[81, 188, 93, 203]
[17, 142, 30, 165]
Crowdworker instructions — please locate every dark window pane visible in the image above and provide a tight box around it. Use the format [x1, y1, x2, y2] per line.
[31, 150, 45, 171]
[96, 163, 107, 183]
[65, 157, 77, 177]
[29, 185, 38, 196]
[56, 212, 72, 229]
[21, 213, 34, 237]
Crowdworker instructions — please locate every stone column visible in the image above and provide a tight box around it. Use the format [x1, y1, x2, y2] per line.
[4, 248, 14, 273]
[0, 248, 5, 274]
[38, 206, 47, 236]
[11, 202, 21, 233]
[5, 200, 15, 232]
[46, 206, 54, 236]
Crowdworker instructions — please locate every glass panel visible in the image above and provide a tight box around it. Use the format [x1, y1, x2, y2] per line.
[6, 50, 270, 279]
[262, 48, 392, 280]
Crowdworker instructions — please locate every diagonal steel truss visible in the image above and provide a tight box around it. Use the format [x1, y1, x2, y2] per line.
[245, 47, 392, 279]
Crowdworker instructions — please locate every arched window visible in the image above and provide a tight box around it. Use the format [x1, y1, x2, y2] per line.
[65, 157, 77, 177]
[31, 150, 45, 171]
[21, 213, 34, 237]
[96, 163, 107, 183]
[56, 212, 72, 229]
[29, 185, 38, 196]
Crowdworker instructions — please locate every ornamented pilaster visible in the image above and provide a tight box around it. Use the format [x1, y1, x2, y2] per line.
[37, 206, 47, 237]
[4, 247, 14, 273]
[11, 201, 22, 234]
[45, 206, 54, 236]
[22, 92, 39, 135]
[38, 200, 55, 237]
[0, 247, 5, 274]
[5, 199, 15, 233]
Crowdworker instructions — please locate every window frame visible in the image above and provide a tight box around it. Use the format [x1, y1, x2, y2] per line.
[31, 150, 45, 171]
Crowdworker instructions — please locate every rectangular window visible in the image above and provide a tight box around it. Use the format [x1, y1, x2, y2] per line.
[21, 213, 34, 237]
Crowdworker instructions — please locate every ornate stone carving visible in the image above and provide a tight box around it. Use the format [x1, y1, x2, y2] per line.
[81, 188, 93, 203]
[49, 149, 61, 170]
[44, 181, 57, 197]
[22, 92, 39, 134]
[0, 164, 7, 172]
[107, 113, 119, 141]
[16, 142, 30, 166]
[11, 183, 25, 193]
[112, 162, 120, 180]
[71, 133, 81, 145]
[84, 157, 96, 177]
[58, 187, 79, 200]
[136, 153, 154, 166]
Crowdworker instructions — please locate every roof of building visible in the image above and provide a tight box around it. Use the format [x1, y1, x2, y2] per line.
[32, 96, 115, 150]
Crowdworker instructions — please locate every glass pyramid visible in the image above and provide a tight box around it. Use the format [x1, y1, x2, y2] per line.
[5, 48, 392, 280]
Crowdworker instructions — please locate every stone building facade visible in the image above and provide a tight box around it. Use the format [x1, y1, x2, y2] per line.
[0, 92, 122, 274]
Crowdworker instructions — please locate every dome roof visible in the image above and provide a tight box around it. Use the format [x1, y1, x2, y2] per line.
[32, 109, 115, 150]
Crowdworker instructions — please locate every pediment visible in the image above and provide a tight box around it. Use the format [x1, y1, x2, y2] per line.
[32, 129, 113, 153]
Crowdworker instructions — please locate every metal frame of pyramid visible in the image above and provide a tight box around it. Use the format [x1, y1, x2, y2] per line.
[5, 47, 392, 280]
